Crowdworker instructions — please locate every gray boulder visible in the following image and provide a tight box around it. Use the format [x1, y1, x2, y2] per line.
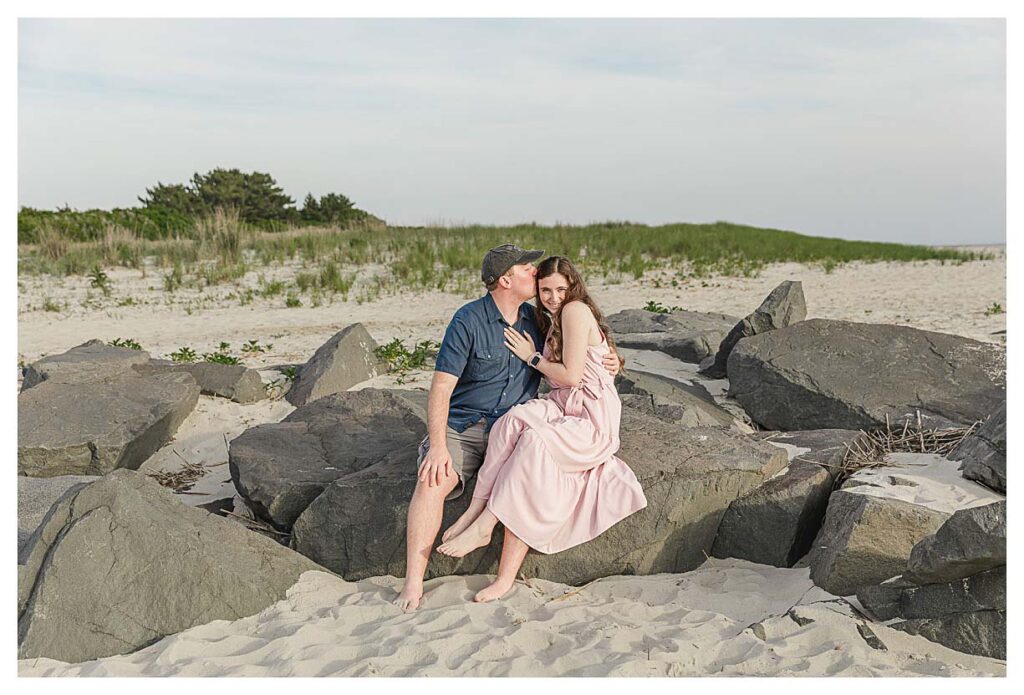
[892, 610, 1006, 661]
[18, 474, 98, 555]
[18, 470, 324, 663]
[607, 309, 740, 363]
[727, 319, 1006, 430]
[904, 500, 1006, 585]
[712, 460, 833, 567]
[290, 402, 787, 585]
[712, 429, 865, 568]
[21, 339, 150, 391]
[950, 403, 1006, 493]
[18, 372, 200, 477]
[286, 323, 384, 406]
[859, 566, 1004, 621]
[700, 281, 807, 379]
[133, 359, 265, 403]
[857, 567, 1006, 659]
[230, 389, 428, 531]
[806, 488, 949, 596]
[615, 368, 735, 428]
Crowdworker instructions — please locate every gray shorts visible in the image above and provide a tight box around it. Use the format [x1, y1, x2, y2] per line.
[416, 420, 489, 501]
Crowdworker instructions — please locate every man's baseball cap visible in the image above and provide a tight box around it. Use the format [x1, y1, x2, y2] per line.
[481, 244, 544, 285]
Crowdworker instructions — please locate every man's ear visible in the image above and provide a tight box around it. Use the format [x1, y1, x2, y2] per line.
[498, 274, 512, 289]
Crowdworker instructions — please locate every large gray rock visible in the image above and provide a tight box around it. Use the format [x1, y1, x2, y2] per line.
[859, 566, 1005, 622]
[806, 488, 949, 596]
[133, 359, 265, 403]
[607, 309, 740, 363]
[701, 281, 807, 379]
[727, 319, 1006, 430]
[892, 610, 1006, 660]
[712, 429, 864, 568]
[17, 474, 98, 555]
[18, 470, 324, 663]
[21, 339, 150, 390]
[712, 460, 833, 567]
[290, 403, 787, 585]
[615, 368, 735, 428]
[18, 372, 200, 477]
[230, 389, 428, 531]
[950, 403, 1006, 493]
[904, 500, 1006, 585]
[286, 323, 383, 406]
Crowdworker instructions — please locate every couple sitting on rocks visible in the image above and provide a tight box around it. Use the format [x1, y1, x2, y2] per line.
[394, 244, 648, 611]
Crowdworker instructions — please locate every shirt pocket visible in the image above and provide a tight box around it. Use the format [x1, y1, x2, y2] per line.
[466, 345, 505, 381]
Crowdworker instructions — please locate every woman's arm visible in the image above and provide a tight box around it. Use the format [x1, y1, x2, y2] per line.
[504, 301, 595, 387]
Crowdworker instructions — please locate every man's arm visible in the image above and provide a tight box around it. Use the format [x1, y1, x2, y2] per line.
[419, 370, 459, 487]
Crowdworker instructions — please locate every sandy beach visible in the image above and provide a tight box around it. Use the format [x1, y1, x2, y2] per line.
[17, 248, 1006, 371]
[16, 248, 1007, 676]
[17, 557, 1006, 677]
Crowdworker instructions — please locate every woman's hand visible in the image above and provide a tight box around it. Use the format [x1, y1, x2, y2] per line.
[503, 326, 537, 362]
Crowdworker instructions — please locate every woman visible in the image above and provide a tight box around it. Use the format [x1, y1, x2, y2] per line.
[437, 256, 647, 602]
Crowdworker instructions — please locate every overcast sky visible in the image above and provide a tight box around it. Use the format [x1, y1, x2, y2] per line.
[18, 18, 1005, 245]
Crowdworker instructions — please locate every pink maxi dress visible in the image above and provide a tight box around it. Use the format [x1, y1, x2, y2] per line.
[471, 334, 648, 554]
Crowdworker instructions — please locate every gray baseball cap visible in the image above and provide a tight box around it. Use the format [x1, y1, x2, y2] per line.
[481, 244, 544, 285]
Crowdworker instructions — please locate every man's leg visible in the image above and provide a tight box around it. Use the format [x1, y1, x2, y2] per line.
[394, 469, 458, 612]
[474, 527, 530, 602]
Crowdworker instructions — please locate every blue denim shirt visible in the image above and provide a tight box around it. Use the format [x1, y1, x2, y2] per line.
[434, 293, 544, 433]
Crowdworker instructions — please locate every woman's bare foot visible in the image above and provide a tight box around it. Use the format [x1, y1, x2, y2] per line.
[393, 581, 423, 613]
[437, 510, 498, 558]
[441, 498, 487, 543]
[473, 576, 516, 602]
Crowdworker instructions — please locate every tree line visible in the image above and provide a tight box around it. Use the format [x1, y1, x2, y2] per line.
[18, 168, 378, 243]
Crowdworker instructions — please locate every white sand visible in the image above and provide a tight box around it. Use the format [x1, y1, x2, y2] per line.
[17, 249, 1006, 367]
[16, 558, 1004, 676]
[841, 452, 1005, 514]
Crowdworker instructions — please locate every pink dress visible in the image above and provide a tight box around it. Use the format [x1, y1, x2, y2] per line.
[472, 335, 648, 554]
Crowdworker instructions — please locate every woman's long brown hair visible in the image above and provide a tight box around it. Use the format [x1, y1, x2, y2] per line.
[534, 256, 624, 372]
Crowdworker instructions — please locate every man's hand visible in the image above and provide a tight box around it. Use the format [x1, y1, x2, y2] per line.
[418, 444, 454, 487]
[601, 349, 622, 377]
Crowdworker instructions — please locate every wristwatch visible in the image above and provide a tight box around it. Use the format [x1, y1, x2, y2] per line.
[529, 352, 542, 367]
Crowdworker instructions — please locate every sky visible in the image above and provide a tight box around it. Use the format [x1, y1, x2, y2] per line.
[17, 18, 1006, 245]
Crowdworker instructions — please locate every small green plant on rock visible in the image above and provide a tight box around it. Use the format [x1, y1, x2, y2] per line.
[643, 300, 682, 314]
[285, 293, 302, 308]
[203, 342, 242, 365]
[110, 337, 143, 351]
[170, 346, 198, 363]
[375, 338, 440, 384]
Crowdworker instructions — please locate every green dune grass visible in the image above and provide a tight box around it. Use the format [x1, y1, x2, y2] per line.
[18, 219, 991, 297]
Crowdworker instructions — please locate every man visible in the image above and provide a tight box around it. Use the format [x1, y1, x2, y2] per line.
[393, 244, 621, 612]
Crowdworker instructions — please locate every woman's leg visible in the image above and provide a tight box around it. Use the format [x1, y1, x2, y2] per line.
[474, 528, 530, 602]
[441, 411, 528, 542]
[436, 507, 500, 557]
[441, 496, 486, 542]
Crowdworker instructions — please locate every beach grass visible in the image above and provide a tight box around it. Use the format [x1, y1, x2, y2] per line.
[17, 218, 991, 296]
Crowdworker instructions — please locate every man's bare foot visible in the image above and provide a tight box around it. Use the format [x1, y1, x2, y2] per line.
[441, 501, 486, 543]
[473, 577, 515, 602]
[393, 582, 423, 613]
[437, 511, 497, 558]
